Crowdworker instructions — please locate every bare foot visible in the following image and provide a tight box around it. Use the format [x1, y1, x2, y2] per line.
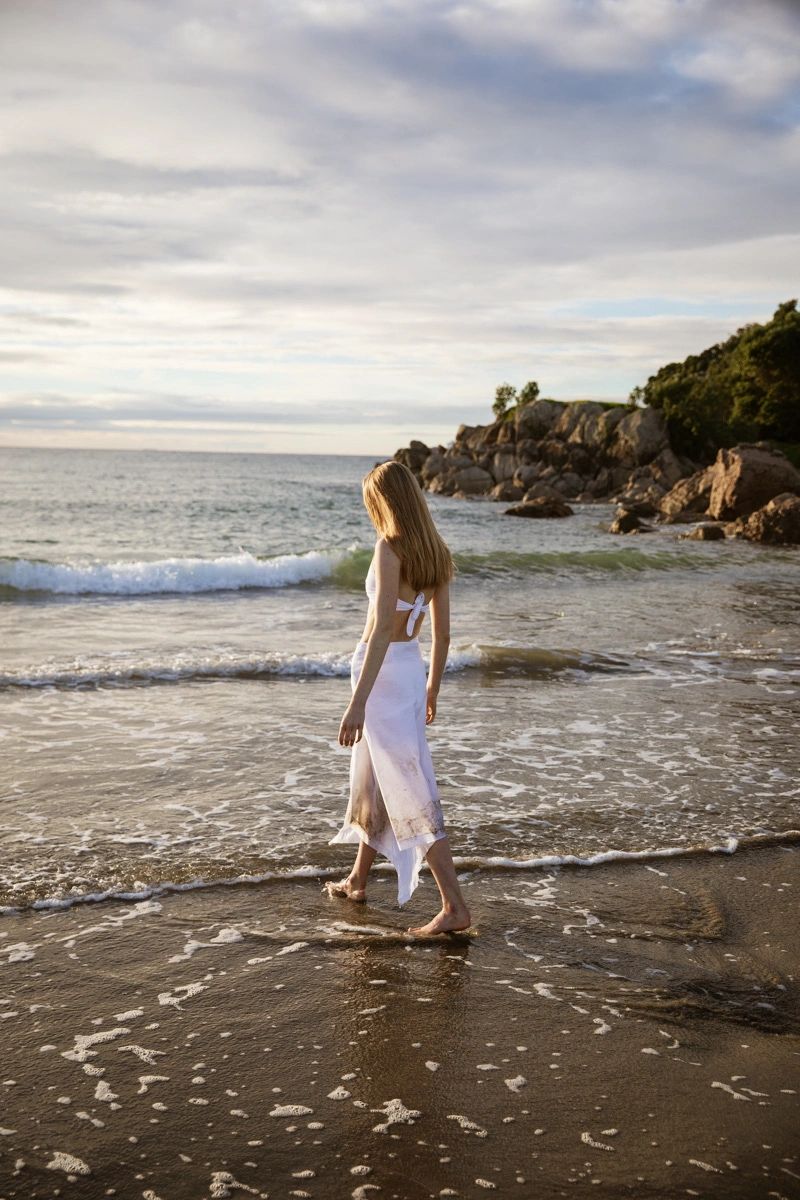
[324, 877, 367, 904]
[407, 907, 471, 936]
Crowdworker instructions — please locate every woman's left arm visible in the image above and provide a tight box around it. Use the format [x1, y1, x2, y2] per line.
[338, 539, 399, 747]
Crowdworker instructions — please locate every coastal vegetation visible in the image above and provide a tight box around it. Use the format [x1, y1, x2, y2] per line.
[629, 299, 800, 463]
[493, 379, 540, 420]
[492, 302, 799, 462]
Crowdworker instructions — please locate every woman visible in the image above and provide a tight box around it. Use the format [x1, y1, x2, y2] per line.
[326, 461, 472, 936]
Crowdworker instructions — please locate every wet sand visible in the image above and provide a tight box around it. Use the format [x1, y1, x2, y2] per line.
[1, 842, 798, 1199]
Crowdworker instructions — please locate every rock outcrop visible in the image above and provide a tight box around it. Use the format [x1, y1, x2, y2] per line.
[726, 493, 800, 545]
[608, 407, 671, 467]
[679, 522, 726, 541]
[706, 444, 800, 520]
[608, 507, 654, 534]
[658, 465, 715, 522]
[394, 439, 431, 478]
[393, 407, 800, 538]
[489, 480, 525, 502]
[505, 497, 574, 518]
[393, 399, 685, 509]
[656, 443, 800, 538]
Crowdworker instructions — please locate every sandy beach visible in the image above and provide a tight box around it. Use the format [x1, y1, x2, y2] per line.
[2, 840, 798, 1199]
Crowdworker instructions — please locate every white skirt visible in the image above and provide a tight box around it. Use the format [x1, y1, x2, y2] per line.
[329, 639, 447, 905]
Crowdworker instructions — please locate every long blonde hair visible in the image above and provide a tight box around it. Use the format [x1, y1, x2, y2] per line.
[362, 461, 455, 592]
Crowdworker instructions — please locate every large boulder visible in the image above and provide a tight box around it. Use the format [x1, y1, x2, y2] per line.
[455, 423, 500, 453]
[550, 471, 585, 497]
[523, 481, 566, 503]
[513, 462, 545, 490]
[584, 466, 614, 497]
[454, 424, 477, 446]
[679, 522, 726, 541]
[442, 452, 474, 471]
[480, 419, 504, 449]
[553, 400, 606, 443]
[608, 464, 635, 491]
[490, 448, 519, 482]
[452, 464, 493, 496]
[537, 438, 571, 469]
[608, 507, 654, 534]
[496, 420, 517, 446]
[707, 444, 800, 520]
[597, 405, 628, 443]
[516, 438, 544, 464]
[515, 398, 564, 441]
[613, 475, 666, 515]
[393, 439, 430, 478]
[427, 473, 456, 495]
[648, 446, 687, 491]
[567, 411, 607, 451]
[505, 497, 574, 518]
[658, 465, 715, 521]
[560, 443, 594, 476]
[728, 492, 800, 544]
[420, 450, 445, 484]
[608, 407, 669, 466]
[489, 480, 525, 502]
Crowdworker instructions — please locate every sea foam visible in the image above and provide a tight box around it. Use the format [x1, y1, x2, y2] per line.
[0, 547, 351, 596]
[0, 645, 485, 689]
[0, 642, 642, 690]
[4, 828, 797, 916]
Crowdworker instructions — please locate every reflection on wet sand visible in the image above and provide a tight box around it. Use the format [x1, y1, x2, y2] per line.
[1, 843, 798, 1197]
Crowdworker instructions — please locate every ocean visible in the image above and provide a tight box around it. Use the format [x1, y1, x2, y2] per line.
[1, 445, 799, 914]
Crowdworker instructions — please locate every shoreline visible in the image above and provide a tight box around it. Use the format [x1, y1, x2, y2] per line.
[2, 841, 798, 1198]
[3, 826, 799, 918]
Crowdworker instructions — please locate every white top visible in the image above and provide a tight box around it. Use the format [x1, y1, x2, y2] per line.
[365, 559, 430, 638]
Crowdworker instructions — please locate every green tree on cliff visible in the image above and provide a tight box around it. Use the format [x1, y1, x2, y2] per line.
[518, 380, 540, 406]
[493, 379, 539, 419]
[632, 300, 800, 460]
[493, 383, 517, 419]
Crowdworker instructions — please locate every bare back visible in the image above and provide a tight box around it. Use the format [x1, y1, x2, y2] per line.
[360, 552, 448, 643]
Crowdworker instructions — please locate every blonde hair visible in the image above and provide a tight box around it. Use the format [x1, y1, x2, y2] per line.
[362, 461, 455, 592]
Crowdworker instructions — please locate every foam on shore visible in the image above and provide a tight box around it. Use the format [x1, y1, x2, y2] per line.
[3, 827, 797, 916]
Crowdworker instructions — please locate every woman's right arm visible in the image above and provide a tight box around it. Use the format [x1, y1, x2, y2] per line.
[426, 581, 451, 724]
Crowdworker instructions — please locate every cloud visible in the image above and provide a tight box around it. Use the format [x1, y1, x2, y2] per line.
[0, 0, 798, 453]
[0, 388, 471, 428]
[444, 0, 693, 70]
[670, 2, 800, 105]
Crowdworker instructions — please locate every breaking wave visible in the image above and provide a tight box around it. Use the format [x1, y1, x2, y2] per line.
[0, 541, 735, 600]
[0, 548, 352, 597]
[0, 643, 648, 690]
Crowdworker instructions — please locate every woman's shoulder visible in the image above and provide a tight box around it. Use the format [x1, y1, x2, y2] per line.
[374, 536, 401, 563]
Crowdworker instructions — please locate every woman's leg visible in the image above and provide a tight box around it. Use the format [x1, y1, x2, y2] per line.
[407, 836, 471, 934]
[350, 839, 378, 892]
[327, 838, 377, 902]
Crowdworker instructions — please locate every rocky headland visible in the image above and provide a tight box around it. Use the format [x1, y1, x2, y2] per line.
[393, 400, 800, 544]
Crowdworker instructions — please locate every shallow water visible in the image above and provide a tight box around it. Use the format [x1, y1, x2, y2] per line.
[1, 446, 798, 911]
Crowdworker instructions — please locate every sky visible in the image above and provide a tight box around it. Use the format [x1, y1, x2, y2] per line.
[1, 0, 799, 457]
